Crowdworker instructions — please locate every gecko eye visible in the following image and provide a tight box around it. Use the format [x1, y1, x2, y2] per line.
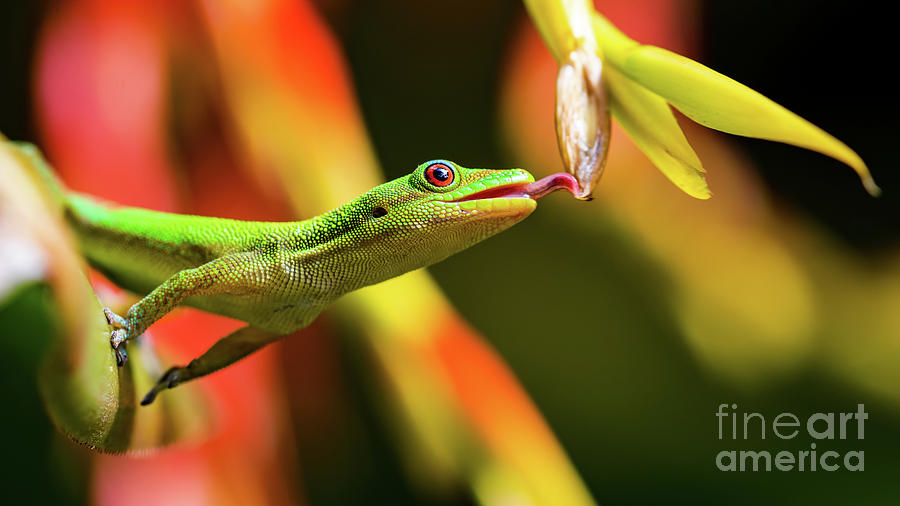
[372, 206, 388, 218]
[424, 162, 454, 187]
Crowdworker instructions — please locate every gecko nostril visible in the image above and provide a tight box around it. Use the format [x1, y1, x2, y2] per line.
[372, 207, 388, 218]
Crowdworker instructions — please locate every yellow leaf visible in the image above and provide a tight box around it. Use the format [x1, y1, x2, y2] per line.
[606, 66, 709, 199]
[591, 13, 637, 65]
[593, 14, 878, 196]
[523, 0, 596, 62]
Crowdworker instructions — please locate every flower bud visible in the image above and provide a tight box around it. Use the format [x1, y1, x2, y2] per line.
[555, 44, 610, 200]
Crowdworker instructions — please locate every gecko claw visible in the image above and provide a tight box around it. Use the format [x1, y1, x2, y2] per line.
[110, 329, 128, 367]
[113, 343, 128, 367]
[105, 309, 130, 366]
[141, 366, 184, 405]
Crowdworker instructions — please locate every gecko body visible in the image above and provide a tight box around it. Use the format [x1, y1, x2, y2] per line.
[51, 157, 575, 404]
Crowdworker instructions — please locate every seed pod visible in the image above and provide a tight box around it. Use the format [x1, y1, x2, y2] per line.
[555, 44, 610, 200]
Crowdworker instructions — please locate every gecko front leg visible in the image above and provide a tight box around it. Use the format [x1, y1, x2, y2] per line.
[103, 252, 265, 366]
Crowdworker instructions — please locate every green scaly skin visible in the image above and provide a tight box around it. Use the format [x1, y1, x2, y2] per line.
[59, 159, 565, 404]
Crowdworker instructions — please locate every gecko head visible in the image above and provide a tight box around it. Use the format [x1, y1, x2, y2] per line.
[334, 159, 577, 283]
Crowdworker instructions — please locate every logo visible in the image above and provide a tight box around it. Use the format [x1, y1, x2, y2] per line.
[715, 403, 866, 472]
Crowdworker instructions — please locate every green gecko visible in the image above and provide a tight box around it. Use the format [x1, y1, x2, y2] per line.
[38, 155, 577, 405]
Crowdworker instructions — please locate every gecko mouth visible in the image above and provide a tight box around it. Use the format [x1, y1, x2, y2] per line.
[449, 173, 579, 202]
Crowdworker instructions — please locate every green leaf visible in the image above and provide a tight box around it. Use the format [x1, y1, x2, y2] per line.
[0, 137, 208, 453]
[606, 66, 709, 199]
[593, 14, 879, 196]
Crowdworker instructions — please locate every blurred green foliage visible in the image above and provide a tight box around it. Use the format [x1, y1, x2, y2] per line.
[0, 284, 89, 506]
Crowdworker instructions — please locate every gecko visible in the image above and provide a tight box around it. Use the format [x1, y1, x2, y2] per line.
[30, 151, 578, 405]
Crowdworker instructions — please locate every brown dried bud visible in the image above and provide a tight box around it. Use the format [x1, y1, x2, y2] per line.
[555, 44, 610, 200]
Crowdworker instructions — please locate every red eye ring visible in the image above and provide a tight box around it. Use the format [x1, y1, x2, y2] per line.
[424, 162, 455, 187]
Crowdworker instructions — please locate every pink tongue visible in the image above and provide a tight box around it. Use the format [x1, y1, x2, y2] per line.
[522, 172, 580, 199]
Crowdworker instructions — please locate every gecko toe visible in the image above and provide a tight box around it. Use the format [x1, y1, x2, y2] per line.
[140, 390, 157, 406]
[103, 308, 127, 329]
[141, 366, 184, 405]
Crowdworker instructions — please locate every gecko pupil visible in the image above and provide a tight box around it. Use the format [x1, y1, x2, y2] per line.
[432, 167, 450, 181]
[425, 163, 454, 187]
